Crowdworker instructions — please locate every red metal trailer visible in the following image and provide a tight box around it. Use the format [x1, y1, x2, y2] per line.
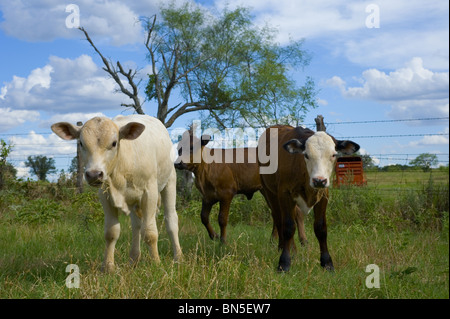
[333, 156, 367, 187]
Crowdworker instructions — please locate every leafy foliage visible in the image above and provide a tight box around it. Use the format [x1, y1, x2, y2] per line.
[0, 139, 15, 189]
[409, 153, 439, 171]
[144, 2, 317, 128]
[24, 155, 56, 181]
[13, 198, 65, 224]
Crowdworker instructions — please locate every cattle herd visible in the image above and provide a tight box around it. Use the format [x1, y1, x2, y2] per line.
[51, 114, 359, 273]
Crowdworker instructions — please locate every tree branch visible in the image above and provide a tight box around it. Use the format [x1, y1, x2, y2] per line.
[164, 102, 210, 128]
[79, 27, 144, 114]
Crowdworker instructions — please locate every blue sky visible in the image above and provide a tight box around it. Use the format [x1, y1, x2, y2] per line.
[0, 0, 448, 179]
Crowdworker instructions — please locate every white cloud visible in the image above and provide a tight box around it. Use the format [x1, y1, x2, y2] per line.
[0, 0, 154, 46]
[41, 112, 106, 130]
[408, 128, 450, 147]
[387, 99, 449, 122]
[9, 131, 76, 158]
[317, 98, 328, 106]
[12, 161, 31, 180]
[1, 0, 447, 69]
[8, 131, 77, 180]
[0, 108, 40, 132]
[214, 0, 366, 40]
[0, 86, 6, 99]
[213, 0, 449, 69]
[0, 55, 137, 115]
[341, 29, 449, 70]
[335, 58, 448, 101]
[327, 57, 449, 120]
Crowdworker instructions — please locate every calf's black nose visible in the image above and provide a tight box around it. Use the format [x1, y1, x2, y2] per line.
[312, 177, 327, 188]
[85, 170, 104, 185]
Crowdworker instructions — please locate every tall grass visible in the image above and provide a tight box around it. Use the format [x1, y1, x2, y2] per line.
[0, 170, 448, 299]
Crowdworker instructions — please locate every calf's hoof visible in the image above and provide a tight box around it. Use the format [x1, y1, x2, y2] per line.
[299, 239, 308, 246]
[320, 253, 334, 272]
[102, 262, 116, 273]
[277, 264, 290, 273]
[277, 254, 291, 272]
[174, 250, 184, 263]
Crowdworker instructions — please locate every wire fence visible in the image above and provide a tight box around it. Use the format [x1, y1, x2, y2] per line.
[1, 116, 449, 172]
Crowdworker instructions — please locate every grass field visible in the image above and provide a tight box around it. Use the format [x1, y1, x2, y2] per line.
[0, 170, 448, 299]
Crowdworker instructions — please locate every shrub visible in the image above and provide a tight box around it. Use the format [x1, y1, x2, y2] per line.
[397, 177, 449, 230]
[327, 185, 383, 226]
[71, 191, 104, 226]
[13, 198, 66, 224]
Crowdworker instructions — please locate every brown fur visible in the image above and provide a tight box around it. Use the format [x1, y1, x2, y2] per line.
[176, 134, 261, 243]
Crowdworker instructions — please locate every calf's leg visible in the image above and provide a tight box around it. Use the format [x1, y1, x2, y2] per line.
[218, 198, 232, 244]
[295, 206, 308, 246]
[201, 199, 218, 240]
[129, 209, 142, 265]
[278, 211, 296, 272]
[277, 196, 297, 272]
[271, 206, 307, 247]
[313, 197, 334, 271]
[99, 192, 120, 273]
[161, 169, 183, 261]
[141, 185, 160, 263]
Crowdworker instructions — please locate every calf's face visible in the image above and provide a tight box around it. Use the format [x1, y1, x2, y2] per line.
[51, 117, 145, 187]
[283, 131, 359, 188]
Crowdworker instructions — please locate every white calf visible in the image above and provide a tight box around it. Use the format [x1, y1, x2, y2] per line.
[52, 115, 182, 272]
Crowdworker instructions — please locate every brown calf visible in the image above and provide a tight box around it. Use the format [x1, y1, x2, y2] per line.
[175, 130, 308, 244]
[258, 125, 359, 271]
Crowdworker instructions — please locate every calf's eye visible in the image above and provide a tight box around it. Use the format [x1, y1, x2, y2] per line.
[112, 141, 117, 147]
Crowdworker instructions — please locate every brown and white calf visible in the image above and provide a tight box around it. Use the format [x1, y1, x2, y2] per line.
[52, 115, 182, 272]
[258, 125, 359, 272]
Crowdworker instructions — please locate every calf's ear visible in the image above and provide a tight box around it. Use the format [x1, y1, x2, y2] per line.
[283, 139, 304, 154]
[51, 122, 81, 140]
[336, 140, 360, 155]
[119, 122, 145, 140]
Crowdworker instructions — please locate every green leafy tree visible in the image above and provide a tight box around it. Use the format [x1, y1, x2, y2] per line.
[409, 153, 439, 172]
[24, 155, 57, 181]
[80, 1, 317, 129]
[360, 154, 376, 170]
[0, 139, 15, 189]
[69, 157, 77, 176]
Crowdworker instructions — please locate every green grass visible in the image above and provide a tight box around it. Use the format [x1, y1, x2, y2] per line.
[0, 170, 448, 299]
[365, 169, 448, 190]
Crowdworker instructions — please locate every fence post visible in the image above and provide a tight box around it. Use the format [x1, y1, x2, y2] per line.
[315, 115, 326, 132]
[76, 121, 83, 194]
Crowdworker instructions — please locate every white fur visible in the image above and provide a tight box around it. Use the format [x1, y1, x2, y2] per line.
[303, 132, 337, 188]
[52, 114, 182, 272]
[294, 195, 313, 215]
